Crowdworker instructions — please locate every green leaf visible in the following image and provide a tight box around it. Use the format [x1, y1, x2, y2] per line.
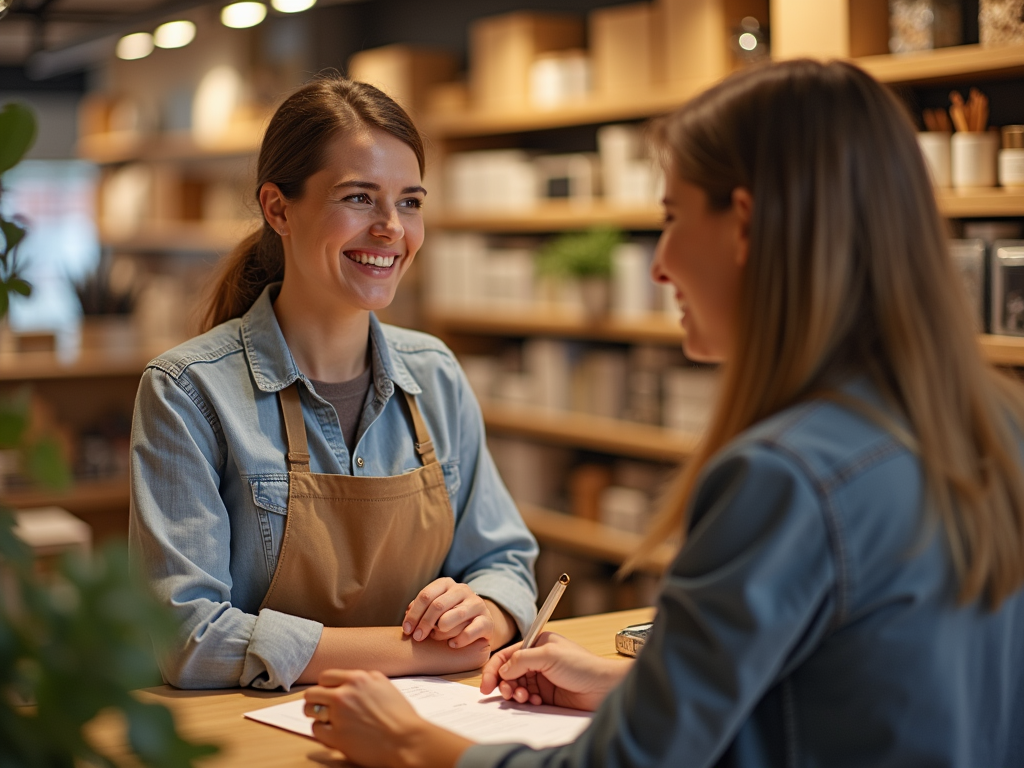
[26, 436, 72, 490]
[9, 278, 31, 297]
[0, 103, 37, 175]
[0, 394, 29, 448]
[0, 219, 26, 255]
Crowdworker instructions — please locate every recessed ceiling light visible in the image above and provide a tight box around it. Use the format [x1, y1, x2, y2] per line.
[154, 20, 196, 49]
[271, 0, 316, 12]
[116, 32, 154, 60]
[221, 2, 268, 29]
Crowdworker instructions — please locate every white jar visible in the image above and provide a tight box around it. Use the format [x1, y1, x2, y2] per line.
[951, 131, 999, 189]
[917, 132, 952, 187]
[1000, 149, 1024, 188]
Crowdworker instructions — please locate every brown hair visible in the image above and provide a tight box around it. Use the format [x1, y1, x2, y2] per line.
[629, 59, 1024, 608]
[202, 72, 425, 331]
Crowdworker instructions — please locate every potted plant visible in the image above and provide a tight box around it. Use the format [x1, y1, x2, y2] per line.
[73, 251, 138, 351]
[536, 226, 623, 319]
[0, 101, 215, 767]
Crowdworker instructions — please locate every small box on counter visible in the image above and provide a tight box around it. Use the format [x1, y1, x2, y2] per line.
[589, 3, 658, 99]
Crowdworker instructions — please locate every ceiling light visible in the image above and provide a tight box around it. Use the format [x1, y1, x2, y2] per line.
[116, 32, 154, 60]
[154, 20, 196, 49]
[271, 0, 316, 11]
[221, 2, 267, 28]
[738, 32, 758, 51]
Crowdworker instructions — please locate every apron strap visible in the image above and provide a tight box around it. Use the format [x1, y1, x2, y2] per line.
[278, 383, 311, 472]
[401, 389, 438, 465]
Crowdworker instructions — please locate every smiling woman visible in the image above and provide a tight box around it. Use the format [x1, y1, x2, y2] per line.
[127, 72, 538, 691]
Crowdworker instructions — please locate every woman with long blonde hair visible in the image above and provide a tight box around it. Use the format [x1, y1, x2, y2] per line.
[297, 59, 1024, 767]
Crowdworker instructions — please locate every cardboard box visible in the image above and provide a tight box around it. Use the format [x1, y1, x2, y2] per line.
[656, 0, 770, 92]
[347, 44, 459, 115]
[469, 12, 584, 112]
[770, 0, 888, 60]
[590, 3, 658, 99]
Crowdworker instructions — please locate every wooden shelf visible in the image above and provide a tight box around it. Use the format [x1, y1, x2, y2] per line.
[429, 307, 684, 345]
[936, 188, 1024, 217]
[519, 503, 674, 573]
[2, 477, 130, 515]
[0, 342, 173, 382]
[428, 190, 1024, 231]
[422, 45, 1024, 140]
[429, 201, 663, 232]
[979, 334, 1024, 366]
[423, 86, 706, 139]
[101, 219, 260, 253]
[855, 42, 1024, 85]
[77, 126, 262, 164]
[481, 400, 698, 462]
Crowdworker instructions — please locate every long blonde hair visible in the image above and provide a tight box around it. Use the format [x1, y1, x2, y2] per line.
[629, 60, 1024, 608]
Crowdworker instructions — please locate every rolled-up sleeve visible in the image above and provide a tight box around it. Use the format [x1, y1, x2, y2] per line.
[129, 367, 322, 690]
[441, 362, 539, 637]
[457, 443, 836, 768]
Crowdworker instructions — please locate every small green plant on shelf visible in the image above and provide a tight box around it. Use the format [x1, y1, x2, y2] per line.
[0, 101, 216, 768]
[536, 226, 623, 279]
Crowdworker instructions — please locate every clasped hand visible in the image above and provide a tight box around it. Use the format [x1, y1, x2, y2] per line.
[401, 577, 512, 649]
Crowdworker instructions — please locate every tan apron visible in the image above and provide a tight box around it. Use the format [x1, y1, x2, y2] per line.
[259, 382, 455, 627]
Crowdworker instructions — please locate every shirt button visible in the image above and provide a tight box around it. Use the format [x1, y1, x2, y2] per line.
[356, 457, 364, 468]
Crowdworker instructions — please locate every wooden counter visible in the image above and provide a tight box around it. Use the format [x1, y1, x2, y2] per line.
[85, 607, 655, 767]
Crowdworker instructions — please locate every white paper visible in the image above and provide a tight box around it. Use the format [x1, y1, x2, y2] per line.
[244, 676, 593, 749]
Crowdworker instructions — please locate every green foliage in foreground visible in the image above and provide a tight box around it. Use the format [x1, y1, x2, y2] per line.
[0, 100, 217, 767]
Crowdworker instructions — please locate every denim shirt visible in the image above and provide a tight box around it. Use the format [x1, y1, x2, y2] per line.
[129, 284, 538, 690]
[461, 382, 1024, 768]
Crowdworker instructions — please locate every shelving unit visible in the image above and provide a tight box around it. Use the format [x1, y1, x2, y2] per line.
[429, 189, 1024, 231]
[430, 308, 1024, 368]
[856, 42, 1024, 85]
[77, 125, 262, 165]
[519, 503, 675, 573]
[99, 219, 260, 253]
[482, 400, 699, 462]
[0, 344, 162, 382]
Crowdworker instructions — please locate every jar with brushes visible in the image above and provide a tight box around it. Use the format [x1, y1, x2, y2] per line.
[999, 126, 1024, 188]
[918, 107, 951, 187]
[950, 88, 998, 189]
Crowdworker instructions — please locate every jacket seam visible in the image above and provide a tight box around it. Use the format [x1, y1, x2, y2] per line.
[757, 438, 850, 628]
[170, 371, 227, 468]
[148, 341, 244, 379]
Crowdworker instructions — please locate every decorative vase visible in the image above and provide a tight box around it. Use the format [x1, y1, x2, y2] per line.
[579, 277, 611, 320]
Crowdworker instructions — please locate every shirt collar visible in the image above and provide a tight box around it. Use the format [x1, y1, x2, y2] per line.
[240, 282, 421, 396]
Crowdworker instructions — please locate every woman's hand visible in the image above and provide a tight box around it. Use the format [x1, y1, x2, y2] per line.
[304, 669, 471, 768]
[480, 632, 632, 712]
[403, 578, 514, 649]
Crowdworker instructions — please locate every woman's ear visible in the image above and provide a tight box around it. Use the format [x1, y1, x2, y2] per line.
[259, 182, 290, 236]
[732, 187, 753, 267]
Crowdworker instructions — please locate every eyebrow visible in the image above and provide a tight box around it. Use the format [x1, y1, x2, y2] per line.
[332, 180, 427, 195]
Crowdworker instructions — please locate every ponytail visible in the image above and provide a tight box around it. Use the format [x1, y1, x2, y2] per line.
[199, 71, 425, 333]
[202, 223, 284, 332]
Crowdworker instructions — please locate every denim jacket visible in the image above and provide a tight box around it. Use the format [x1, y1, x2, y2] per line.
[461, 382, 1024, 768]
[129, 284, 538, 690]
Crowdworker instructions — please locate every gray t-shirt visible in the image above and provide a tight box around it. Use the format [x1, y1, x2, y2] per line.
[311, 366, 373, 454]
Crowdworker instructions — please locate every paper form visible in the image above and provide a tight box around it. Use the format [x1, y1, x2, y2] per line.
[244, 676, 593, 749]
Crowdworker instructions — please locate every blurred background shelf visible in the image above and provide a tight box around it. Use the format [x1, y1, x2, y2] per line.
[2, 477, 129, 516]
[99, 219, 260, 253]
[936, 188, 1024, 217]
[481, 400, 699, 462]
[519, 503, 674, 573]
[424, 88, 701, 138]
[856, 43, 1024, 85]
[0, 345, 166, 382]
[430, 202, 664, 232]
[77, 128, 263, 165]
[428, 308, 684, 345]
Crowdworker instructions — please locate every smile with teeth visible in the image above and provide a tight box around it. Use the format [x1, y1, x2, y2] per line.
[346, 251, 396, 268]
